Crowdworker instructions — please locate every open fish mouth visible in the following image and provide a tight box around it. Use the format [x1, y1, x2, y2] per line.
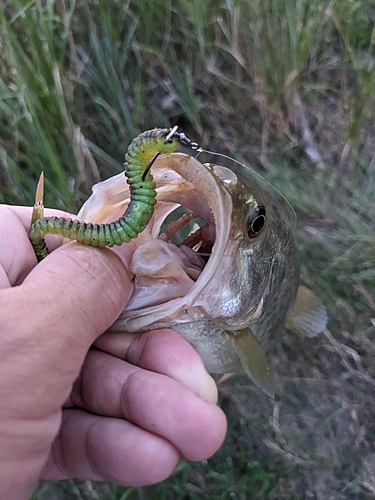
[77, 152, 234, 331]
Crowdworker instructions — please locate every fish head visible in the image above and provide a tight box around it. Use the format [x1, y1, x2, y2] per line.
[78, 152, 299, 351]
[190, 159, 300, 351]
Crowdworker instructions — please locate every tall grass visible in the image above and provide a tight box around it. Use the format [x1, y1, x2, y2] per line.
[1, 0, 374, 498]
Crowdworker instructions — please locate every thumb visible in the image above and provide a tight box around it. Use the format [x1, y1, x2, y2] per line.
[25, 242, 132, 349]
[4, 243, 132, 392]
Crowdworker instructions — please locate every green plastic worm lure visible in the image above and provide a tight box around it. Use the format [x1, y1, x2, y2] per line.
[29, 126, 199, 261]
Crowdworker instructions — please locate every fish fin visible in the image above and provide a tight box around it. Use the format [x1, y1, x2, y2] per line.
[31, 172, 45, 224]
[286, 285, 328, 337]
[229, 328, 275, 398]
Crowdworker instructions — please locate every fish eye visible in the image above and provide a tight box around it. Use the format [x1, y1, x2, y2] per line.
[247, 206, 266, 238]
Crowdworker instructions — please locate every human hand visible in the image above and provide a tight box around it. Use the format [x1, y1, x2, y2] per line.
[0, 205, 227, 499]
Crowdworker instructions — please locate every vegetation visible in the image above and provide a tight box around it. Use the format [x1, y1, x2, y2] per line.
[1, 0, 374, 498]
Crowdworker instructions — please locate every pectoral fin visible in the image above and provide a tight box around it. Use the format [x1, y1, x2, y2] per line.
[286, 285, 327, 337]
[229, 327, 275, 398]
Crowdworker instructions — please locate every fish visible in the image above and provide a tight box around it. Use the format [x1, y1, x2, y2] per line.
[77, 151, 327, 397]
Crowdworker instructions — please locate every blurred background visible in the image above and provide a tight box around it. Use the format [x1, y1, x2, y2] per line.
[1, 0, 374, 498]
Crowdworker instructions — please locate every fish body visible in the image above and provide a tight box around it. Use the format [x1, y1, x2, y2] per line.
[78, 152, 325, 395]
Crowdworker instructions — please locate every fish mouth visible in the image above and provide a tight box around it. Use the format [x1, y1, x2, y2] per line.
[120, 153, 235, 331]
[77, 152, 234, 331]
[122, 153, 234, 316]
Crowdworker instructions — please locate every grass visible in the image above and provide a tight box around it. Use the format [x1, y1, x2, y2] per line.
[1, 0, 374, 498]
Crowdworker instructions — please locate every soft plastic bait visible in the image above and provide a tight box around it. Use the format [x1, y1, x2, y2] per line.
[29, 126, 199, 261]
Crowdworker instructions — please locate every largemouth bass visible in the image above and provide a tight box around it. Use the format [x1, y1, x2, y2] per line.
[77, 151, 327, 396]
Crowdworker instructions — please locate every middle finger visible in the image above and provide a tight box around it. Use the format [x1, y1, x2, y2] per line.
[69, 349, 226, 461]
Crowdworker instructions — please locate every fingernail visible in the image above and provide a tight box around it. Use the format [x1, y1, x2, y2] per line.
[173, 364, 219, 405]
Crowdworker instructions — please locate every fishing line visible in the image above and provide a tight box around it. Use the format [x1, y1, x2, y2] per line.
[194, 148, 297, 231]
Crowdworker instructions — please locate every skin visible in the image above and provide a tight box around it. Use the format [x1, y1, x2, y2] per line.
[0, 205, 227, 500]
